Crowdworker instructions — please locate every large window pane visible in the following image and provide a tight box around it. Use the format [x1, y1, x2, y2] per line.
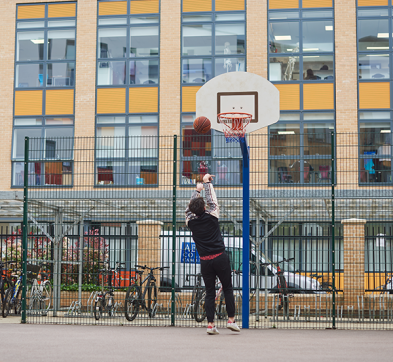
[14, 118, 42, 126]
[181, 125, 211, 157]
[130, 26, 159, 57]
[269, 159, 298, 184]
[215, 57, 245, 76]
[304, 123, 333, 156]
[97, 61, 126, 85]
[360, 123, 392, 183]
[96, 161, 126, 185]
[44, 128, 74, 160]
[46, 118, 74, 125]
[129, 126, 158, 158]
[129, 161, 158, 185]
[13, 128, 42, 159]
[303, 21, 333, 52]
[358, 54, 390, 80]
[16, 64, 44, 87]
[269, 56, 299, 81]
[358, 19, 389, 52]
[17, 31, 44, 61]
[183, 25, 212, 56]
[47, 62, 75, 86]
[130, 60, 158, 84]
[215, 24, 245, 55]
[182, 58, 212, 83]
[269, 123, 300, 156]
[303, 55, 334, 80]
[306, 159, 332, 184]
[269, 22, 299, 54]
[47, 30, 76, 60]
[98, 28, 127, 58]
[96, 127, 126, 158]
[212, 159, 242, 185]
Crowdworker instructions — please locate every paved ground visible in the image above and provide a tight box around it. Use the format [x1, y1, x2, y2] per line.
[0, 322, 391, 362]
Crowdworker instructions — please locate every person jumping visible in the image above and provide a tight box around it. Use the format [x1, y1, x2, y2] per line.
[185, 173, 240, 335]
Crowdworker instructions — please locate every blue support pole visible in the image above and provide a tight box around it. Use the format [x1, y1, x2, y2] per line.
[239, 137, 250, 329]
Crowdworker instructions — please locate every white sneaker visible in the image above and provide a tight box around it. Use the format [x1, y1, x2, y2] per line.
[227, 320, 241, 332]
[207, 325, 219, 335]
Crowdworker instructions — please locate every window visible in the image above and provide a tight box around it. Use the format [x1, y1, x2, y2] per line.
[268, 9, 334, 82]
[97, 1, 160, 186]
[181, 1, 246, 186]
[13, 3, 76, 187]
[269, 113, 334, 185]
[359, 112, 392, 184]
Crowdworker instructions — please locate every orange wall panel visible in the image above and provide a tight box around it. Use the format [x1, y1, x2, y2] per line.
[48, 4, 76, 18]
[303, 83, 334, 110]
[182, 86, 201, 112]
[15, 91, 43, 116]
[129, 87, 158, 113]
[97, 88, 126, 114]
[302, 0, 332, 8]
[274, 84, 300, 110]
[359, 82, 390, 109]
[99, 1, 127, 16]
[215, 0, 244, 11]
[358, 0, 388, 6]
[17, 5, 45, 19]
[269, 0, 298, 9]
[46, 90, 74, 115]
[131, 0, 159, 14]
[183, 0, 212, 12]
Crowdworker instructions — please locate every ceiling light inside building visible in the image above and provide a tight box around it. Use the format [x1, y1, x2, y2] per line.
[367, 46, 389, 50]
[304, 48, 319, 51]
[325, 26, 333, 31]
[31, 39, 44, 44]
[275, 35, 291, 40]
[377, 33, 389, 38]
[381, 130, 391, 133]
[278, 131, 295, 135]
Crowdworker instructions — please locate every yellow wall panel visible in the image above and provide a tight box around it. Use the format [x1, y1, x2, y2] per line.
[15, 91, 43, 116]
[303, 0, 332, 8]
[359, 82, 390, 109]
[274, 84, 300, 111]
[97, 88, 126, 114]
[183, 0, 212, 12]
[131, 0, 159, 14]
[269, 0, 298, 9]
[46, 90, 74, 115]
[303, 84, 334, 110]
[358, 0, 388, 6]
[182, 86, 201, 113]
[99, 1, 127, 16]
[17, 5, 45, 19]
[129, 87, 158, 113]
[48, 4, 76, 18]
[215, 0, 244, 11]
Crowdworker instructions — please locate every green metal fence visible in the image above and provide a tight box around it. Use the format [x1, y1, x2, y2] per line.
[2, 131, 392, 330]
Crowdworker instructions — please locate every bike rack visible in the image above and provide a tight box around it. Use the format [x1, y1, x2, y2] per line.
[65, 301, 82, 316]
[87, 291, 99, 316]
[272, 294, 290, 322]
[357, 295, 364, 322]
[315, 294, 322, 321]
[347, 305, 354, 323]
[304, 305, 311, 322]
[293, 305, 301, 321]
[325, 294, 332, 322]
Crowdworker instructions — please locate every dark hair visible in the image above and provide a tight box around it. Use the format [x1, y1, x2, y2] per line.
[189, 198, 205, 216]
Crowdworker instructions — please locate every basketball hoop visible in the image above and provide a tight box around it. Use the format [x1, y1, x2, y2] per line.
[217, 112, 252, 143]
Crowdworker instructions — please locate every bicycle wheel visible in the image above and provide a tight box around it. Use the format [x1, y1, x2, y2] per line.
[40, 281, 52, 313]
[14, 287, 22, 315]
[2, 288, 13, 318]
[125, 285, 140, 322]
[147, 283, 158, 318]
[217, 292, 226, 319]
[194, 290, 206, 323]
[94, 299, 102, 321]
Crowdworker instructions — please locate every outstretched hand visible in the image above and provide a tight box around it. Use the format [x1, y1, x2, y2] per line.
[196, 183, 203, 192]
[203, 174, 215, 183]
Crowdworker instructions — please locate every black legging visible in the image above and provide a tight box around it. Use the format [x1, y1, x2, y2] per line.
[200, 252, 236, 323]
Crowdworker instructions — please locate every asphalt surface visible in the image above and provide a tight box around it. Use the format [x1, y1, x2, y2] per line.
[0, 323, 391, 362]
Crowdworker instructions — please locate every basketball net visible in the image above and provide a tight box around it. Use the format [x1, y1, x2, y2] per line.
[217, 112, 252, 143]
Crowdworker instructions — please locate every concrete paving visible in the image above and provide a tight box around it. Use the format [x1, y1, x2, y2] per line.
[0, 323, 391, 362]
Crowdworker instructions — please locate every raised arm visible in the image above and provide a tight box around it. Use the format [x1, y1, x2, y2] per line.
[185, 185, 203, 225]
[203, 174, 219, 219]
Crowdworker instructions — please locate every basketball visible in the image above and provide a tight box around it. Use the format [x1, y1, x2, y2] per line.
[193, 116, 211, 134]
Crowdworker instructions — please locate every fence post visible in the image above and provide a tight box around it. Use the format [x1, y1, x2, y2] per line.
[171, 135, 177, 326]
[331, 131, 336, 329]
[21, 137, 29, 324]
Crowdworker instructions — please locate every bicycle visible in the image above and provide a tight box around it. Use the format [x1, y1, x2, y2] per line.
[125, 265, 169, 321]
[94, 261, 125, 321]
[310, 273, 334, 293]
[0, 260, 17, 312]
[26, 262, 52, 316]
[2, 266, 23, 318]
[375, 272, 393, 294]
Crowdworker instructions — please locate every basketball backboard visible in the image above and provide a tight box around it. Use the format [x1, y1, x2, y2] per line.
[196, 72, 280, 134]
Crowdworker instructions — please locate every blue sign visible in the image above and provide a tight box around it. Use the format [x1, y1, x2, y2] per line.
[181, 241, 200, 264]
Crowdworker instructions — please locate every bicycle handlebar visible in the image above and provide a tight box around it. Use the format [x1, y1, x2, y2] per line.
[185, 273, 202, 282]
[135, 265, 169, 272]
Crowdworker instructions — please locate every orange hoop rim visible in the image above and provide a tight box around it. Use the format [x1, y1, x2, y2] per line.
[217, 112, 252, 121]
